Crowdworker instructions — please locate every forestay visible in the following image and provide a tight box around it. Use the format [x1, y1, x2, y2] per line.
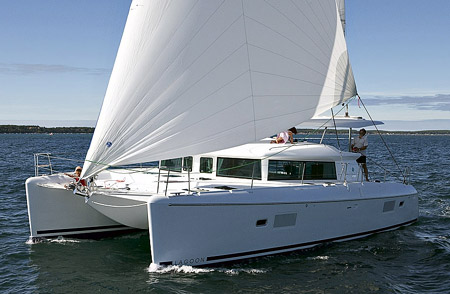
[82, 0, 357, 178]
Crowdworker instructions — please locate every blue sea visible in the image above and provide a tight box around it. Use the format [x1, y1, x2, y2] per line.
[1, 133, 449, 293]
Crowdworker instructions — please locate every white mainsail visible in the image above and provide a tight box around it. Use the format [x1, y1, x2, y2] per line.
[82, 0, 356, 178]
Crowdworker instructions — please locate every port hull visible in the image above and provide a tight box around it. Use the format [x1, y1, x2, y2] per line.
[26, 175, 131, 238]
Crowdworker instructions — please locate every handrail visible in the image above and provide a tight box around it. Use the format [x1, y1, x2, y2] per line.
[34, 153, 53, 176]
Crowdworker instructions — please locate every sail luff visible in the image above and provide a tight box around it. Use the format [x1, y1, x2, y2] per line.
[81, 0, 356, 179]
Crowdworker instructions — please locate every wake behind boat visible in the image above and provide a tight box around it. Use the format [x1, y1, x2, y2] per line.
[25, 0, 418, 266]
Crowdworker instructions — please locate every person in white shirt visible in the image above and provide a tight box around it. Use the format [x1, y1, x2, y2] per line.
[351, 128, 369, 181]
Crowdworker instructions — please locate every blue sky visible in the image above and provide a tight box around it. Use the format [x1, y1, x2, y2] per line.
[344, 0, 450, 129]
[1, 0, 449, 130]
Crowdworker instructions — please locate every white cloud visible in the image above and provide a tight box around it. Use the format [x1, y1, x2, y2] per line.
[361, 94, 450, 112]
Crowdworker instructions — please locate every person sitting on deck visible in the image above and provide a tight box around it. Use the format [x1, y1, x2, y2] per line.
[65, 166, 87, 187]
[271, 127, 298, 144]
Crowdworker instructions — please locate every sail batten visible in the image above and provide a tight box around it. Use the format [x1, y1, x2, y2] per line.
[82, 0, 356, 178]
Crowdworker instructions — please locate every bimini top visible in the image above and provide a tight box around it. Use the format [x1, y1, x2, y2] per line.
[203, 142, 359, 162]
[298, 116, 383, 129]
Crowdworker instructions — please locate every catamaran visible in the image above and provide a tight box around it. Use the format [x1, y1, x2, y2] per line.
[26, 0, 418, 266]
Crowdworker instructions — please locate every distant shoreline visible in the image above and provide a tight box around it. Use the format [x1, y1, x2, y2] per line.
[1, 125, 450, 135]
[0, 125, 94, 134]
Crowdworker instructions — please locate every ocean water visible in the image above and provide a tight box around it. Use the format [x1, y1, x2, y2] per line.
[1, 133, 449, 293]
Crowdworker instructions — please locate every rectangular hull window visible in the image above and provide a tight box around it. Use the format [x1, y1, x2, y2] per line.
[383, 200, 396, 212]
[274, 213, 297, 228]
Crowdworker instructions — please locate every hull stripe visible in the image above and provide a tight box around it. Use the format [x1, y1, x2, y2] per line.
[205, 219, 417, 262]
[36, 224, 129, 235]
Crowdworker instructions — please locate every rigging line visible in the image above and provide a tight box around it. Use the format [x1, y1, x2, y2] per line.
[255, 100, 352, 167]
[366, 157, 402, 183]
[300, 96, 355, 142]
[90, 201, 147, 208]
[331, 108, 341, 150]
[357, 94, 406, 180]
[45, 155, 83, 163]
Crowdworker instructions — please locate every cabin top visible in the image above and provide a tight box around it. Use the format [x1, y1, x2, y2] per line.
[202, 141, 359, 162]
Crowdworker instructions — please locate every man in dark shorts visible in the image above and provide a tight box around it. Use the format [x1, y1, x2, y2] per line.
[351, 128, 369, 181]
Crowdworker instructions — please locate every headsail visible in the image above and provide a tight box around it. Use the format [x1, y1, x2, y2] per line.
[82, 0, 356, 178]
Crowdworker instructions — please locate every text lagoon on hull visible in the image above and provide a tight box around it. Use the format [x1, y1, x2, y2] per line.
[26, 0, 418, 266]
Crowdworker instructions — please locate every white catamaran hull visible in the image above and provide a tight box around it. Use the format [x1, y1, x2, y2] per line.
[147, 182, 418, 266]
[25, 173, 418, 266]
[26, 175, 132, 238]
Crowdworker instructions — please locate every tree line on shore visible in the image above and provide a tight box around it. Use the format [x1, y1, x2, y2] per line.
[0, 125, 94, 134]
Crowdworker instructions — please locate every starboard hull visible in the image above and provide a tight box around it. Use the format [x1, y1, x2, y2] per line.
[148, 182, 418, 266]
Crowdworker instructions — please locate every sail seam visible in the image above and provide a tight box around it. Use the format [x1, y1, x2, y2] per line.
[126, 43, 249, 140]
[250, 70, 348, 91]
[302, 0, 349, 81]
[128, 19, 244, 127]
[267, 0, 331, 60]
[241, 0, 257, 142]
[244, 15, 329, 72]
[247, 43, 348, 90]
[115, 74, 254, 160]
[124, 0, 230, 125]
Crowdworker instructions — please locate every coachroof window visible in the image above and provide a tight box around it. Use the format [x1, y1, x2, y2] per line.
[217, 157, 261, 180]
[268, 160, 336, 180]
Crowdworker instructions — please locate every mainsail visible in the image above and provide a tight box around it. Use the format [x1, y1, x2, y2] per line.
[82, 0, 357, 178]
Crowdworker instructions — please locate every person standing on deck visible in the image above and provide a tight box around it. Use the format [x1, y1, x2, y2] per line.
[351, 128, 369, 181]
